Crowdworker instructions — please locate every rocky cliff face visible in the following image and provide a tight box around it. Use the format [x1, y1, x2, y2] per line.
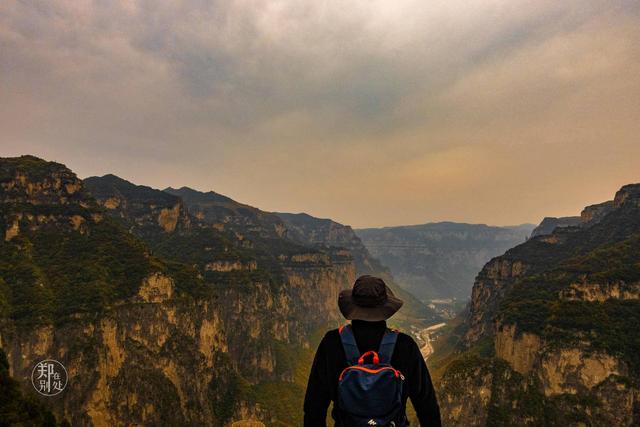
[437, 184, 640, 426]
[164, 186, 288, 241]
[355, 222, 534, 300]
[276, 212, 440, 328]
[1, 155, 101, 241]
[84, 174, 192, 235]
[3, 266, 353, 426]
[277, 212, 382, 273]
[160, 190, 438, 328]
[0, 156, 355, 426]
[580, 201, 615, 226]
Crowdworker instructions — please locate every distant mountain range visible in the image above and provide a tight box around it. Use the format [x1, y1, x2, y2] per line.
[355, 222, 535, 300]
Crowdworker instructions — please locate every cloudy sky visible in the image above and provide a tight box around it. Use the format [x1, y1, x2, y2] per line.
[1, 0, 639, 227]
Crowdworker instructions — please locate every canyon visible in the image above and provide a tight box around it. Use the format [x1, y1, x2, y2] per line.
[356, 222, 534, 300]
[2, 154, 639, 426]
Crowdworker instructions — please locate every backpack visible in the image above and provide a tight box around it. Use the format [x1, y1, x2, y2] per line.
[337, 324, 406, 427]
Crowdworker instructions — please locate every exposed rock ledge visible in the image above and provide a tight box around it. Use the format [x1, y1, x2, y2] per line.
[157, 204, 181, 232]
[540, 349, 626, 396]
[4, 218, 19, 241]
[495, 324, 541, 374]
[205, 260, 258, 272]
[495, 324, 628, 397]
[137, 273, 174, 303]
[560, 282, 640, 302]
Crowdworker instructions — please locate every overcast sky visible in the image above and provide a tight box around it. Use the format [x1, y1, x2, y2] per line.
[1, 0, 639, 227]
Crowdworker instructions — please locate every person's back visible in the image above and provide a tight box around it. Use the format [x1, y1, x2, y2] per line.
[303, 275, 442, 426]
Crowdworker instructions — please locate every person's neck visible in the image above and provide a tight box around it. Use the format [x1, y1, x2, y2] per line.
[351, 319, 387, 329]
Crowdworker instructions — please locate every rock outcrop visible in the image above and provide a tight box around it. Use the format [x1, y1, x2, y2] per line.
[580, 201, 614, 225]
[84, 174, 191, 236]
[164, 186, 287, 241]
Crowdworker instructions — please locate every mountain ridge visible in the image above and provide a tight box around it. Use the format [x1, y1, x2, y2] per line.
[436, 182, 640, 426]
[161, 187, 439, 328]
[1, 155, 355, 425]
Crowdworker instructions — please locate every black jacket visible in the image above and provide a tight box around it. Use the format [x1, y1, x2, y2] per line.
[303, 320, 442, 426]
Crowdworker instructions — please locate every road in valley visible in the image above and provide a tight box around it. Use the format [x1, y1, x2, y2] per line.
[418, 322, 446, 359]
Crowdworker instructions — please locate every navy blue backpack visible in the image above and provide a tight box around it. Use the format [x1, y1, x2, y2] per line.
[337, 324, 406, 426]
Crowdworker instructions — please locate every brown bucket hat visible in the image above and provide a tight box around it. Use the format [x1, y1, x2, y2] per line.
[338, 275, 404, 321]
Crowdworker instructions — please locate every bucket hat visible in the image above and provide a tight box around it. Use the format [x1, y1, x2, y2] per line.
[338, 275, 404, 321]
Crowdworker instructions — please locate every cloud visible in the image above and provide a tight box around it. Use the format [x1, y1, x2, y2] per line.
[1, 0, 639, 227]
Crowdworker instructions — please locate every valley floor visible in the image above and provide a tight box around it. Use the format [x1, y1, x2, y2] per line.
[418, 322, 447, 360]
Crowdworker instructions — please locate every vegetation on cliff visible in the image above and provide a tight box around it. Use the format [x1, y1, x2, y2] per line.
[86, 176, 328, 285]
[0, 157, 210, 327]
[0, 155, 436, 425]
[0, 348, 69, 427]
[498, 198, 640, 375]
[437, 184, 640, 425]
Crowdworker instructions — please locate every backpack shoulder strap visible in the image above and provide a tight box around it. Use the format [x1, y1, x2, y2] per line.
[338, 324, 360, 365]
[378, 328, 399, 364]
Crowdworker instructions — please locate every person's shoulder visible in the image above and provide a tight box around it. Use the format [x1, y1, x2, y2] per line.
[324, 327, 340, 338]
[395, 330, 413, 339]
[395, 331, 421, 351]
[319, 327, 342, 346]
[395, 330, 416, 342]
